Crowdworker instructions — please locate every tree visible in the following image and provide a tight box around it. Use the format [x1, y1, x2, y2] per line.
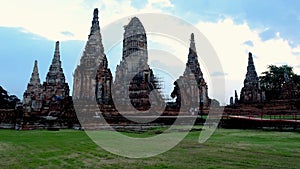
[0, 86, 10, 108]
[8, 95, 20, 108]
[0, 86, 20, 109]
[259, 65, 300, 100]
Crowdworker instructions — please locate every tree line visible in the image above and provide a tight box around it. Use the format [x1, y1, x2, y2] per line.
[0, 86, 20, 109]
[259, 65, 300, 100]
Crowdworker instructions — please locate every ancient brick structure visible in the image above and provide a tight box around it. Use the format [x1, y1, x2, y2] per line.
[225, 53, 300, 120]
[113, 17, 163, 111]
[41, 41, 70, 115]
[239, 52, 265, 103]
[20, 41, 78, 128]
[23, 41, 70, 116]
[72, 8, 113, 126]
[230, 97, 234, 105]
[95, 54, 113, 106]
[234, 90, 239, 104]
[171, 33, 210, 112]
[73, 8, 111, 103]
[23, 60, 43, 115]
[280, 69, 299, 99]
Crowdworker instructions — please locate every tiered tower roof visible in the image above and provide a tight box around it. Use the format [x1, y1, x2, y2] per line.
[239, 52, 264, 103]
[122, 17, 147, 62]
[171, 33, 210, 108]
[23, 60, 43, 112]
[73, 8, 108, 100]
[124, 17, 146, 38]
[79, 8, 105, 69]
[243, 52, 259, 88]
[90, 8, 100, 36]
[45, 41, 66, 85]
[184, 33, 204, 83]
[114, 17, 163, 111]
[29, 60, 41, 86]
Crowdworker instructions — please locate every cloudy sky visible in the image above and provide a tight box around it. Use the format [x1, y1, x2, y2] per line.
[1, 0, 300, 105]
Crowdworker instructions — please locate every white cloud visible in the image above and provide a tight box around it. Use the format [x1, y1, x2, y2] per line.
[292, 46, 300, 55]
[0, 0, 89, 40]
[0, 0, 174, 41]
[146, 0, 174, 8]
[195, 18, 300, 104]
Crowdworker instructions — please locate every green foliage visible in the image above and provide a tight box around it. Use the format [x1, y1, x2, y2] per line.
[259, 65, 300, 100]
[0, 86, 20, 109]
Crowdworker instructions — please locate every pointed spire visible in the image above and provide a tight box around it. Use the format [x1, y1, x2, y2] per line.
[190, 33, 196, 52]
[73, 8, 106, 99]
[55, 41, 59, 54]
[240, 52, 263, 103]
[242, 52, 260, 94]
[79, 8, 105, 68]
[54, 41, 60, 60]
[246, 52, 258, 80]
[248, 52, 254, 65]
[186, 33, 201, 74]
[187, 33, 198, 63]
[46, 41, 65, 84]
[184, 33, 205, 87]
[23, 60, 43, 111]
[29, 60, 41, 86]
[51, 41, 61, 68]
[90, 8, 100, 35]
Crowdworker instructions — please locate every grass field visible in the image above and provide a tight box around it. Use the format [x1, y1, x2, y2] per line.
[0, 128, 300, 169]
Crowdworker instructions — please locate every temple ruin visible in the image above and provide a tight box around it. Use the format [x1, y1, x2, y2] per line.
[73, 8, 110, 102]
[171, 33, 210, 113]
[23, 60, 43, 115]
[72, 8, 113, 124]
[20, 41, 77, 128]
[113, 17, 164, 112]
[3, 8, 299, 130]
[41, 41, 70, 114]
[239, 52, 265, 103]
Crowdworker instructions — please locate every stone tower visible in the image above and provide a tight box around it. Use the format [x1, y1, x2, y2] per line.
[240, 52, 264, 103]
[186, 33, 209, 106]
[42, 41, 70, 114]
[23, 60, 43, 114]
[171, 33, 209, 111]
[234, 90, 239, 104]
[113, 17, 162, 111]
[73, 8, 109, 101]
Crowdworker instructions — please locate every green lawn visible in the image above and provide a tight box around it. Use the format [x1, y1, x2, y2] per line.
[0, 128, 300, 169]
[260, 115, 300, 120]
